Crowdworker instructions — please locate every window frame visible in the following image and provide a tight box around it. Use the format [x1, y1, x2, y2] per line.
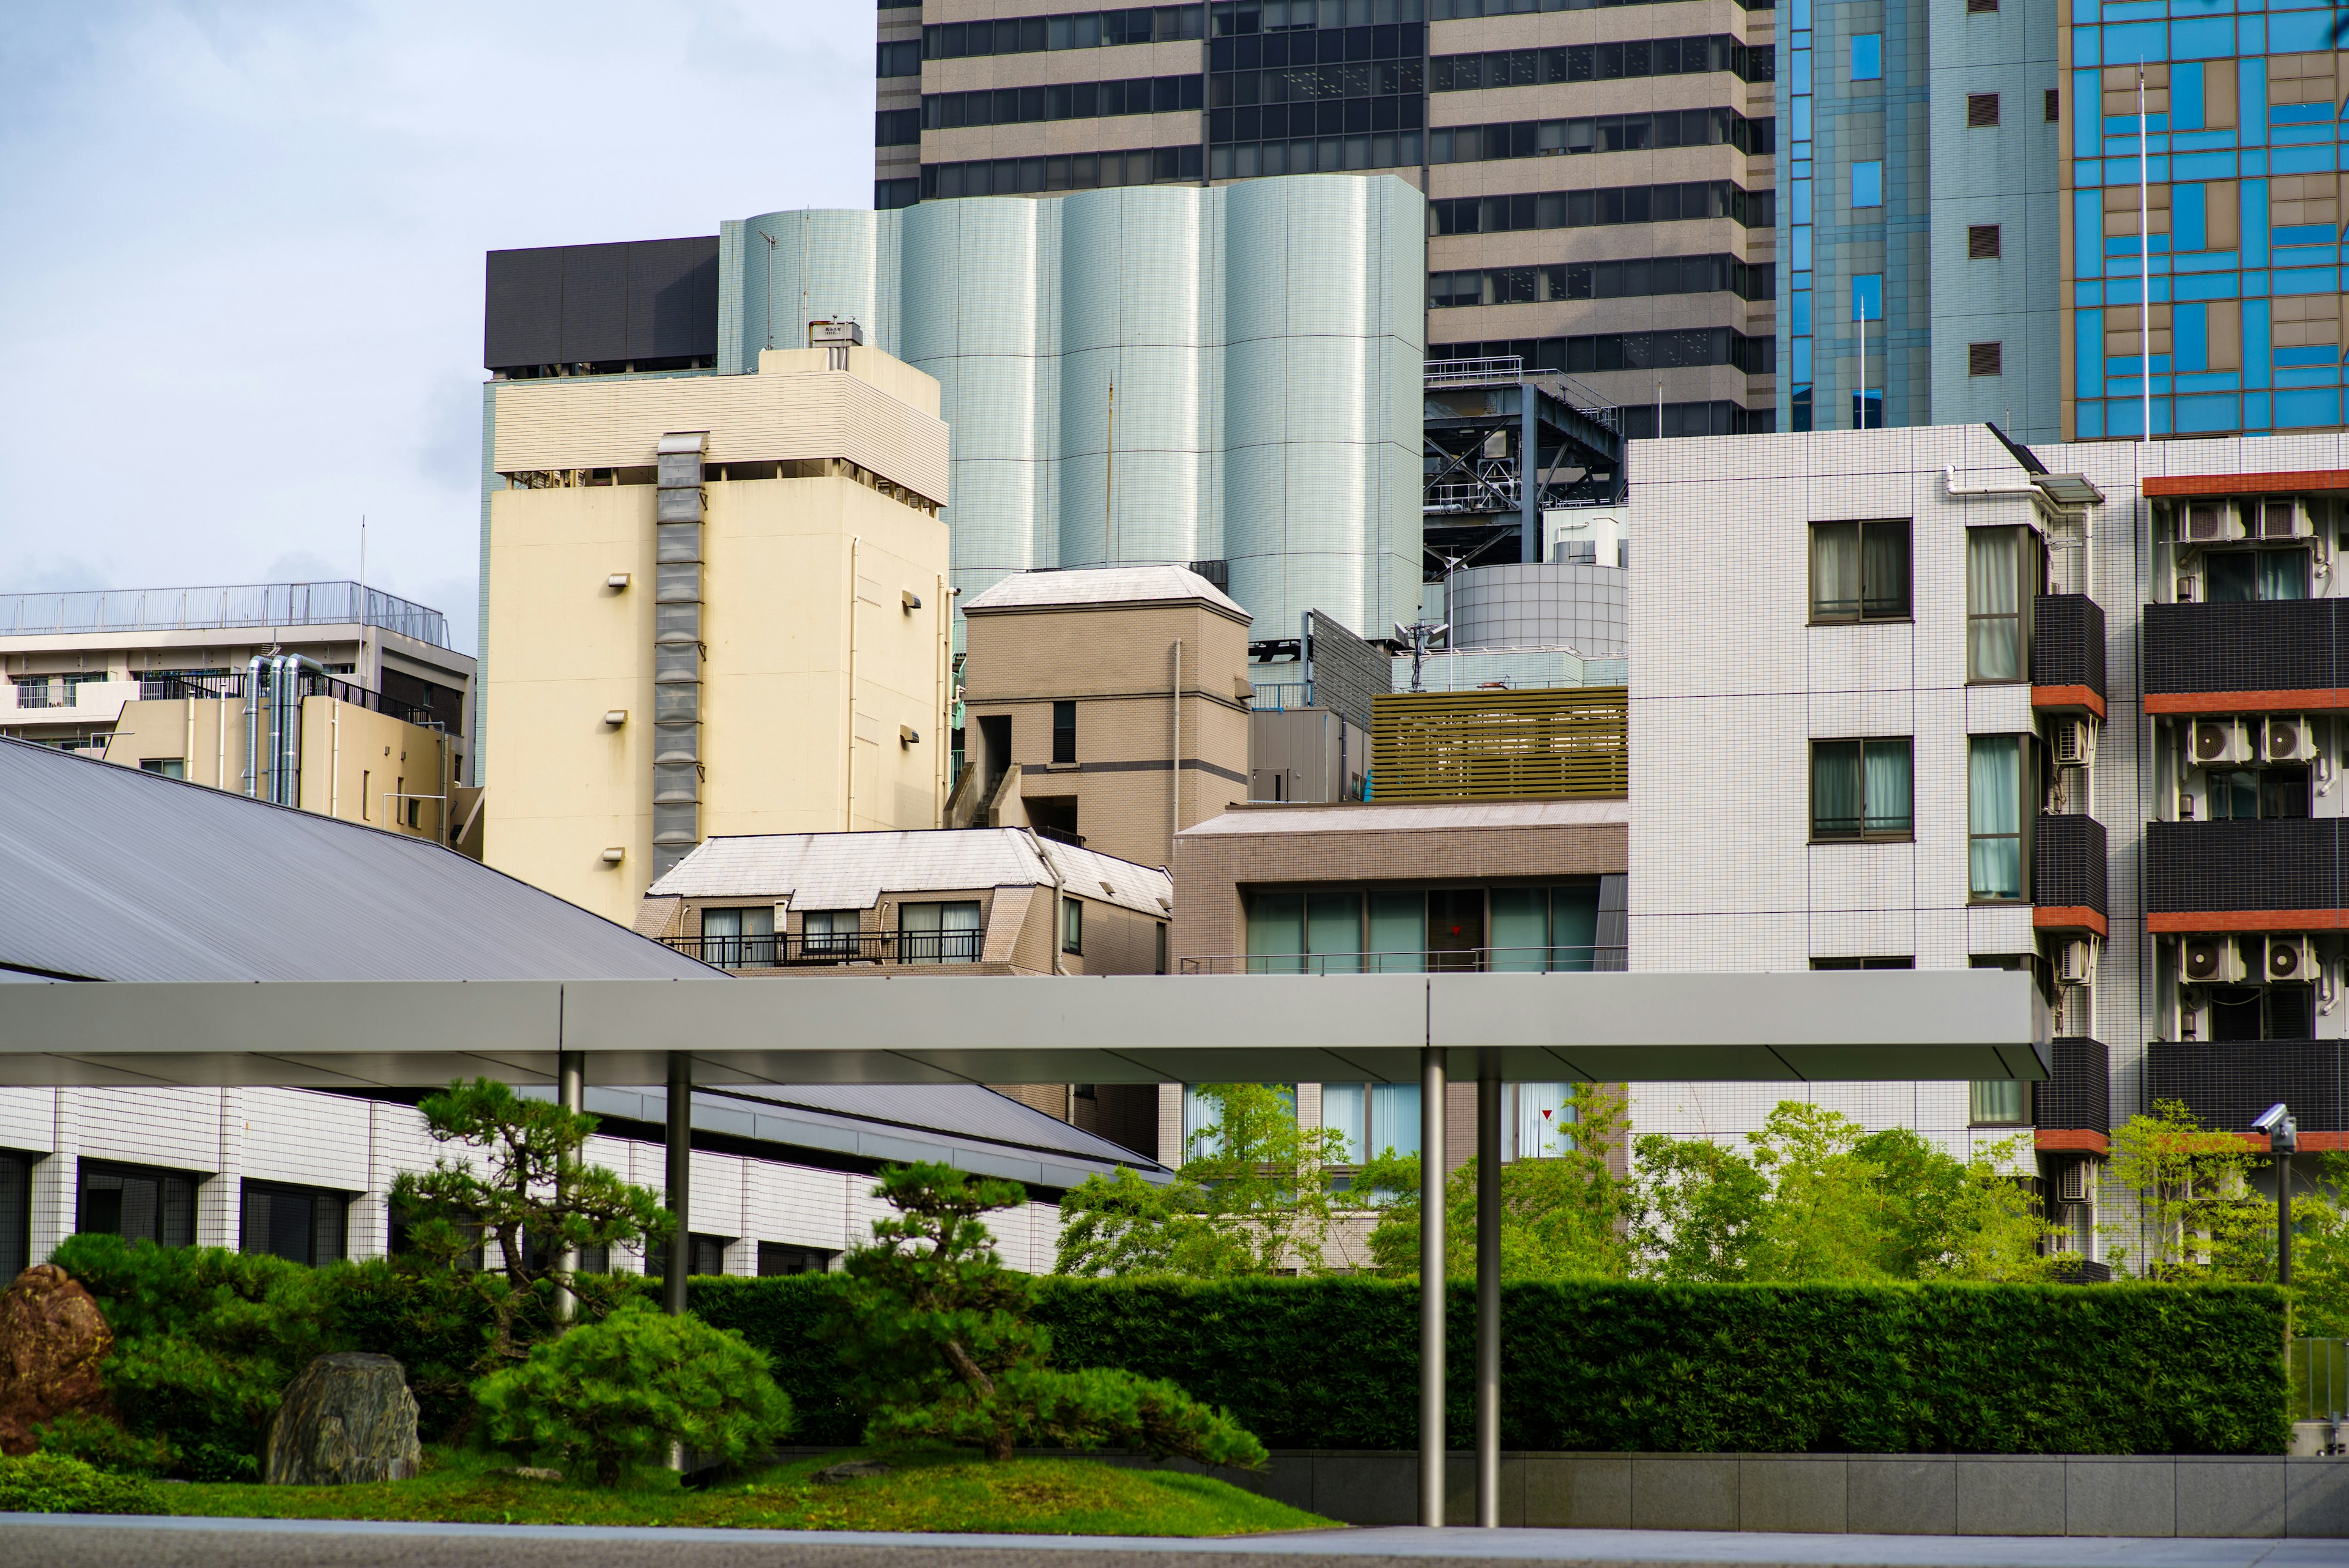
[1808, 736, 1915, 843]
[1968, 1079, 2032, 1126]
[1051, 699, 1078, 764]
[1969, 341, 2004, 377]
[1808, 518, 1913, 624]
[1966, 732, 2035, 903]
[1965, 524, 2041, 684]
[1061, 894, 1084, 955]
[1968, 223, 2002, 259]
[1967, 92, 2001, 127]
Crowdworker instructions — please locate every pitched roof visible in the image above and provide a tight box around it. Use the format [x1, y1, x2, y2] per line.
[0, 738, 713, 983]
[648, 828, 1171, 919]
[961, 565, 1248, 622]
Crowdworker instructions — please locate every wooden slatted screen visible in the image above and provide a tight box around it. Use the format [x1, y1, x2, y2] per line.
[1369, 686, 1628, 800]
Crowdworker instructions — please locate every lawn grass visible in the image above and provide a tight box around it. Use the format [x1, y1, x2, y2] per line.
[160, 1446, 1335, 1536]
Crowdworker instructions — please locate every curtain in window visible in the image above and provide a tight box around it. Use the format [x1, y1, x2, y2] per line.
[1864, 740, 1912, 835]
[1366, 890, 1425, 973]
[1811, 522, 1860, 617]
[1861, 521, 1910, 618]
[1967, 529, 2022, 680]
[2205, 551, 2257, 603]
[1247, 892, 1304, 974]
[1969, 1080, 2028, 1124]
[1370, 1081, 1422, 1158]
[1306, 892, 1364, 974]
[1489, 888, 1546, 971]
[1323, 1083, 1366, 1163]
[1513, 1082, 1575, 1159]
[1969, 735, 2022, 898]
[1813, 741, 1863, 836]
[2260, 549, 2309, 601]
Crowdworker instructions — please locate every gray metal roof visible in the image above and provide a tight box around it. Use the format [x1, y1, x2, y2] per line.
[0, 738, 712, 983]
[573, 1082, 1168, 1188]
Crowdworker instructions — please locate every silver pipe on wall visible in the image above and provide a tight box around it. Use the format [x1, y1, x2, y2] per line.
[242, 654, 269, 798]
[272, 655, 325, 806]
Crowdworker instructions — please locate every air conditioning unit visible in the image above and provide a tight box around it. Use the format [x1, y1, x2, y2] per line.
[2184, 934, 2247, 984]
[2055, 937, 2098, 987]
[2257, 498, 2316, 540]
[2262, 713, 2318, 764]
[2052, 717, 2097, 768]
[2056, 1160, 2093, 1204]
[2191, 717, 2253, 766]
[2183, 500, 2245, 543]
[2267, 934, 2320, 983]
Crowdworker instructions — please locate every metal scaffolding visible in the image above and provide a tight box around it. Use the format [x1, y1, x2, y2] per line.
[1423, 358, 1625, 574]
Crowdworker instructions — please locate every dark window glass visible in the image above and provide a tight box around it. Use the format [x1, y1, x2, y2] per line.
[240, 1181, 349, 1268]
[1967, 92, 2000, 126]
[1970, 341, 2003, 376]
[645, 1233, 731, 1277]
[2044, 87, 2060, 122]
[1063, 895, 1085, 955]
[877, 40, 922, 76]
[757, 1243, 836, 1276]
[1969, 223, 2002, 258]
[1052, 699, 1077, 763]
[0, 1154, 28, 1279]
[78, 1162, 196, 1249]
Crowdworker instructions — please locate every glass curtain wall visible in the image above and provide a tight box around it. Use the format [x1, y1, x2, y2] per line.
[1245, 881, 1618, 970]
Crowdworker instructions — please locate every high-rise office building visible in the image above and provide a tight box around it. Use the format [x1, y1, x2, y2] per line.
[874, 0, 1782, 439]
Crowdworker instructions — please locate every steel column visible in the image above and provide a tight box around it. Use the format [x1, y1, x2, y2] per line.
[665, 1051, 691, 1317]
[1475, 1060, 1501, 1527]
[1419, 1044, 1448, 1527]
[1518, 385, 1539, 562]
[554, 1050, 584, 1326]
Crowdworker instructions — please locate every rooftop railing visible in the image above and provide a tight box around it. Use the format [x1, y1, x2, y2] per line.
[126, 670, 441, 731]
[663, 930, 987, 968]
[0, 582, 451, 649]
[1180, 945, 1626, 975]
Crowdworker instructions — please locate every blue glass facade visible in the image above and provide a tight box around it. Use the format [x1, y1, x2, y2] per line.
[2063, 3, 2349, 439]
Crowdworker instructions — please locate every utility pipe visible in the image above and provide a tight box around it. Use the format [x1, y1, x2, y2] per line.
[1026, 825, 1067, 976]
[1419, 1043, 1448, 1527]
[242, 654, 269, 798]
[1475, 1060, 1501, 1528]
[271, 655, 325, 807]
[554, 1050, 584, 1326]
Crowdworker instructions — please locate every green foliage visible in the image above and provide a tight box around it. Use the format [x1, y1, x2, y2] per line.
[0, 1452, 165, 1515]
[31, 1412, 173, 1477]
[1056, 1085, 1349, 1277]
[474, 1301, 792, 1487]
[837, 1162, 1263, 1466]
[2290, 1151, 2349, 1337]
[1361, 1083, 1636, 1279]
[319, 1260, 502, 1441]
[51, 1233, 332, 1480]
[2104, 1099, 2278, 1280]
[718, 1271, 2290, 1455]
[390, 1077, 672, 1357]
[1631, 1102, 2061, 1283]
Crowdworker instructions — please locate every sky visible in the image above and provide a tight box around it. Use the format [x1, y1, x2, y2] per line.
[0, 2, 876, 655]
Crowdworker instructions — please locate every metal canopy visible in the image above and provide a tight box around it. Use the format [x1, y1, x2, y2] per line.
[0, 970, 2046, 1089]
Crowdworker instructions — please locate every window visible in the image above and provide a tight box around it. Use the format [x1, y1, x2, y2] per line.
[645, 1233, 732, 1277]
[1970, 342, 2004, 377]
[702, 905, 775, 967]
[1968, 223, 2002, 259]
[1156, 921, 1168, 975]
[900, 899, 982, 962]
[1967, 0, 1998, 12]
[1852, 272, 1882, 323]
[1051, 699, 1077, 763]
[2205, 764, 2311, 820]
[1061, 895, 1083, 955]
[1321, 1082, 1422, 1162]
[1809, 519, 1912, 622]
[1850, 32, 1881, 81]
[1967, 527, 2035, 681]
[2044, 87, 2060, 122]
[801, 909, 860, 957]
[1811, 956, 1917, 968]
[1969, 1080, 2031, 1126]
[1968, 735, 2028, 900]
[1245, 882, 1618, 975]
[1182, 1083, 1297, 1159]
[139, 758, 186, 779]
[757, 1243, 834, 1276]
[1512, 1082, 1575, 1159]
[1851, 160, 1883, 209]
[877, 107, 921, 146]
[240, 1181, 347, 1267]
[0, 1153, 28, 1280]
[1967, 92, 2000, 127]
[77, 1162, 195, 1249]
[1811, 738, 1913, 841]
[877, 39, 921, 75]
[2205, 549, 2309, 603]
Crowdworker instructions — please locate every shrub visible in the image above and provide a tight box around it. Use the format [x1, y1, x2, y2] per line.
[0, 1452, 164, 1515]
[474, 1301, 793, 1486]
[318, 1260, 500, 1442]
[31, 1412, 172, 1477]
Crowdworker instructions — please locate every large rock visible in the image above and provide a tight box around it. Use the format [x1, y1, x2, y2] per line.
[264, 1353, 421, 1485]
[0, 1264, 115, 1455]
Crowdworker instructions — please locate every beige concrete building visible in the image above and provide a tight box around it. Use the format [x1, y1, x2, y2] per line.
[954, 566, 1253, 870]
[481, 345, 954, 923]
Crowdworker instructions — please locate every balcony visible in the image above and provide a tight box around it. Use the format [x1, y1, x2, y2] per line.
[2032, 1036, 2109, 1146]
[2142, 599, 2345, 712]
[1181, 943, 1627, 975]
[662, 931, 985, 969]
[2028, 594, 2106, 716]
[2147, 1039, 2348, 1134]
[2032, 813, 2107, 932]
[2144, 819, 2345, 926]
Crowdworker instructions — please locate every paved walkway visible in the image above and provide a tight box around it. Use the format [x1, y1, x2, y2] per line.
[3, 1516, 2343, 1568]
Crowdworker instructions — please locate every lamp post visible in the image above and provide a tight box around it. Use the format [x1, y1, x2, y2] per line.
[2254, 1102, 2297, 1287]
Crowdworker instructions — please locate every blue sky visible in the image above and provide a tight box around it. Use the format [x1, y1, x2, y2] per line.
[0, 2, 874, 653]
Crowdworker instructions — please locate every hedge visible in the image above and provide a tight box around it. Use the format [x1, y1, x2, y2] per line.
[689, 1274, 2291, 1456]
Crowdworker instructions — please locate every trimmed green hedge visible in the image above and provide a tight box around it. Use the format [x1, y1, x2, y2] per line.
[689, 1275, 2290, 1455]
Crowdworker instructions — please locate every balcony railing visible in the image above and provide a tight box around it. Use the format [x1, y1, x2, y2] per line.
[2145, 819, 2343, 913]
[131, 671, 442, 732]
[2028, 593, 2106, 700]
[2147, 1039, 2348, 1133]
[2032, 813, 2108, 917]
[2143, 598, 2342, 699]
[1180, 945, 1627, 975]
[664, 930, 985, 968]
[0, 581, 451, 649]
[2033, 1036, 2109, 1134]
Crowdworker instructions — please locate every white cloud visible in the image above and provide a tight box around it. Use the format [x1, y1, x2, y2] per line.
[0, 1, 875, 655]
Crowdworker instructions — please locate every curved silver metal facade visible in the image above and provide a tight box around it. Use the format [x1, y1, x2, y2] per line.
[721, 174, 1423, 637]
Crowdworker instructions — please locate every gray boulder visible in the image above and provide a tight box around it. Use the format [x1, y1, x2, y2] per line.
[265, 1353, 421, 1485]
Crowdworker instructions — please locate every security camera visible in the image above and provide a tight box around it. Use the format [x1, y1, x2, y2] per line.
[2253, 1102, 2290, 1134]
[2252, 1102, 2298, 1152]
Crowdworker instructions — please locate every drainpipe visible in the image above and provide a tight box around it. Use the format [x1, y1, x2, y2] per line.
[272, 655, 325, 806]
[242, 654, 269, 798]
[1025, 825, 1066, 976]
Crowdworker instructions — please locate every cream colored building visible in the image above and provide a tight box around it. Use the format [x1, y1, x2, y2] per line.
[483, 345, 954, 922]
[952, 567, 1252, 871]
